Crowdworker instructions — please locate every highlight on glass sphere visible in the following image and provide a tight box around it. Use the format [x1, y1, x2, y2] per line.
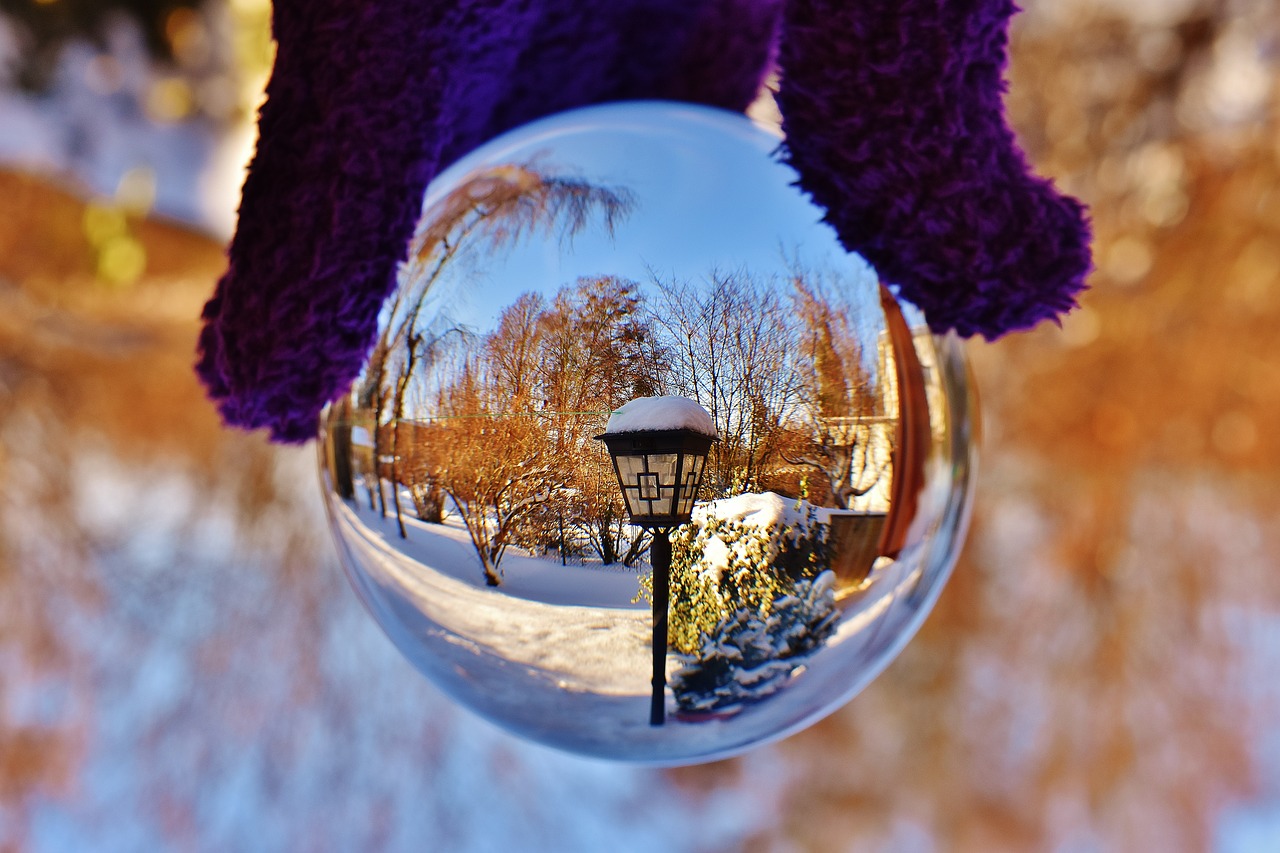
[318, 101, 976, 765]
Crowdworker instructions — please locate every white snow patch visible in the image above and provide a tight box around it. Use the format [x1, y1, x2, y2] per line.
[687, 492, 828, 581]
[696, 491, 834, 532]
[697, 492, 794, 530]
[699, 538, 732, 581]
[349, 489, 647, 610]
[604, 396, 717, 438]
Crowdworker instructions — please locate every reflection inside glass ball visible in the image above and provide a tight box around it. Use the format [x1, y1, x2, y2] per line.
[319, 102, 975, 764]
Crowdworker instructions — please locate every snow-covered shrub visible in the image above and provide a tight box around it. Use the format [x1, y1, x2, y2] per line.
[670, 571, 838, 712]
[647, 493, 834, 655]
[635, 492, 842, 712]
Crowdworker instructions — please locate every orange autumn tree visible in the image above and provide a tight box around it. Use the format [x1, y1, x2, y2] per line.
[423, 358, 565, 586]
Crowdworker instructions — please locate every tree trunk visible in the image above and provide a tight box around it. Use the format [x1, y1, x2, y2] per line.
[330, 417, 355, 500]
[391, 421, 406, 539]
[481, 549, 502, 586]
[598, 520, 618, 565]
[411, 485, 445, 523]
[623, 531, 651, 567]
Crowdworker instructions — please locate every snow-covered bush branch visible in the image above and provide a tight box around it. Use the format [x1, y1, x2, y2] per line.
[636, 492, 840, 712]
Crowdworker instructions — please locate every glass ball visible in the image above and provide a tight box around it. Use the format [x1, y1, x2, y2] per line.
[318, 102, 976, 765]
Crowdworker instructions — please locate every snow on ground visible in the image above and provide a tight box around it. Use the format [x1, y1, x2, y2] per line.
[328, 482, 943, 763]
[10, 447, 771, 852]
[336, 491, 654, 696]
[360, 489, 649, 608]
[604, 396, 717, 437]
[334, 493, 787, 761]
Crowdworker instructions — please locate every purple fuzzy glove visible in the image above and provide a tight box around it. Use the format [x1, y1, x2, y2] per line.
[197, 0, 1089, 442]
[777, 0, 1091, 338]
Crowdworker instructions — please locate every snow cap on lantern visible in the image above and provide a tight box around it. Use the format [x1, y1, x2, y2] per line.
[604, 396, 718, 438]
[596, 396, 717, 528]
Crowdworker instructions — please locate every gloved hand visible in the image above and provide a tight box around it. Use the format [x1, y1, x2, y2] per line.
[196, 0, 1090, 443]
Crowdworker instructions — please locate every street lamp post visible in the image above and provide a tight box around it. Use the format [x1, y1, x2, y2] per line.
[596, 398, 717, 726]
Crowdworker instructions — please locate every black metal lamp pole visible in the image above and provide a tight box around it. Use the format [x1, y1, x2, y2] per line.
[648, 527, 672, 726]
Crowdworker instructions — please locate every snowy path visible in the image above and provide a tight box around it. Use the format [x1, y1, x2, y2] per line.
[334, 497, 654, 697]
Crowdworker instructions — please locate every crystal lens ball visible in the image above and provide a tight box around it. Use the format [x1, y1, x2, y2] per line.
[319, 102, 976, 764]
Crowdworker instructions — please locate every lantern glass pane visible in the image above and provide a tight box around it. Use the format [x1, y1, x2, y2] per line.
[615, 452, 678, 518]
[676, 454, 705, 516]
[614, 455, 647, 516]
[647, 452, 679, 485]
[648, 453, 679, 517]
[638, 472, 661, 500]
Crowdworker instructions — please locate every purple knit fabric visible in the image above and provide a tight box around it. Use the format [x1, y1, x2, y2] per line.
[196, 0, 778, 442]
[777, 0, 1092, 338]
[197, 0, 1090, 442]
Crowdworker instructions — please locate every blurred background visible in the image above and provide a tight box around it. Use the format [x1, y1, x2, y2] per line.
[1, 0, 1279, 849]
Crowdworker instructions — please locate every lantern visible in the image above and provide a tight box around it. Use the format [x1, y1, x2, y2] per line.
[596, 396, 718, 724]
